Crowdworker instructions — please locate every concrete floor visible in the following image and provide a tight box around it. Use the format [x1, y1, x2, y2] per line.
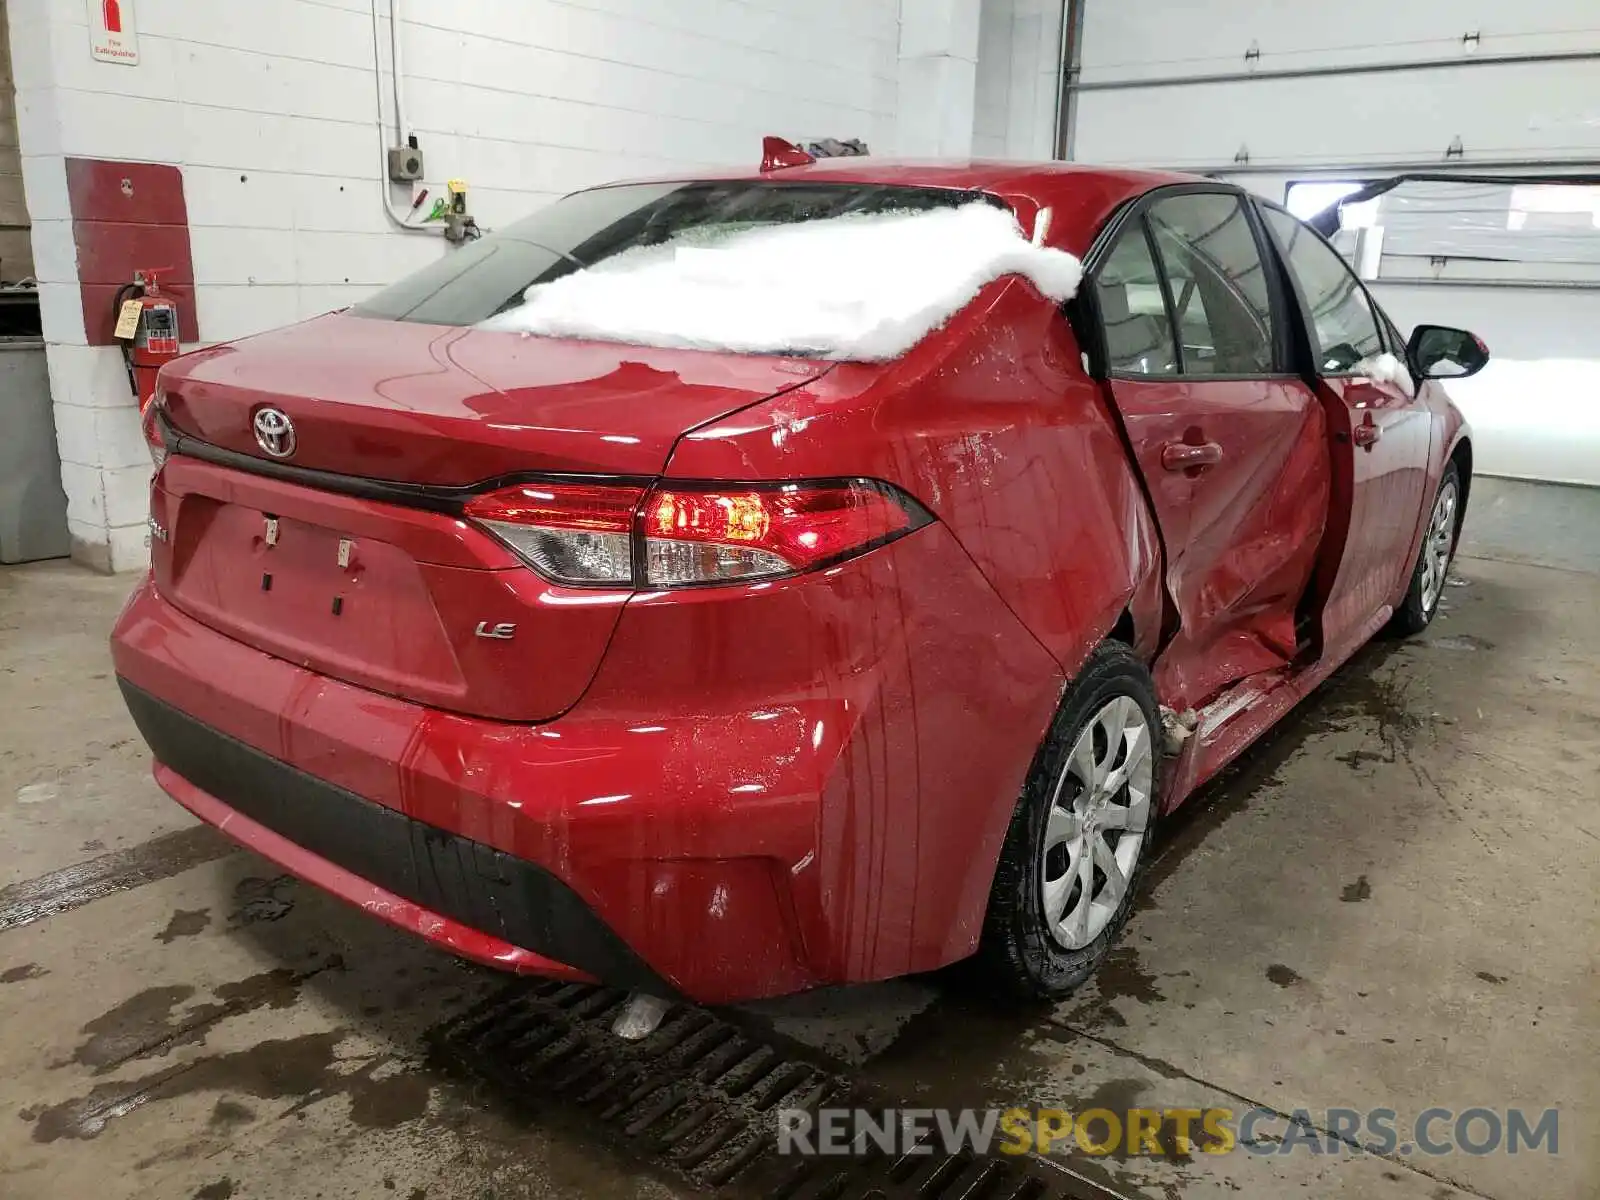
[1, 478, 1595, 1200]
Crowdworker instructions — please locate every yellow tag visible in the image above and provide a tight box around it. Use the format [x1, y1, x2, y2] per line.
[447, 178, 467, 195]
[114, 299, 143, 340]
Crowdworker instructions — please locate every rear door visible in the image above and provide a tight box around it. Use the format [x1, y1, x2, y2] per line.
[1090, 190, 1332, 712]
[1258, 204, 1433, 657]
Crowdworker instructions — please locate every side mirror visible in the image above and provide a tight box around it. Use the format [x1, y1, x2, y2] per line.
[1408, 325, 1489, 380]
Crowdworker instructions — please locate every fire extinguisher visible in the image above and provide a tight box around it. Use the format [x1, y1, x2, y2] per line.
[112, 269, 182, 417]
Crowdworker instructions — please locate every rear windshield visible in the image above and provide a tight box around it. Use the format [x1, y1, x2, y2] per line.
[351, 181, 991, 327]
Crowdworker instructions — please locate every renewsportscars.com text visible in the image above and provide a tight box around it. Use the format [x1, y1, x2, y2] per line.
[776, 1106, 1560, 1159]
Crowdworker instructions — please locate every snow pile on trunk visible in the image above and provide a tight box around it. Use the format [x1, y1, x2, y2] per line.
[480, 203, 1084, 362]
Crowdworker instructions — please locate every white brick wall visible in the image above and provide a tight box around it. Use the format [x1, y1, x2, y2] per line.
[10, 0, 905, 570]
[33, 0, 900, 339]
[973, 0, 1062, 159]
[896, 0, 982, 157]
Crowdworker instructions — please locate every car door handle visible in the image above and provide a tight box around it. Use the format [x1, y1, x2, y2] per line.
[1161, 441, 1223, 471]
[1352, 418, 1382, 448]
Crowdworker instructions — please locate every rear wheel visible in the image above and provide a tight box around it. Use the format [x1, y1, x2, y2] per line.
[975, 642, 1159, 1000]
[1389, 464, 1461, 636]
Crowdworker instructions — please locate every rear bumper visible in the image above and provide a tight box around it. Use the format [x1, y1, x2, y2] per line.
[112, 579, 825, 1003]
[111, 518, 1064, 1002]
[122, 680, 660, 991]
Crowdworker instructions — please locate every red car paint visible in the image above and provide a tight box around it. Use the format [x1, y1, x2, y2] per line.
[111, 159, 1472, 1002]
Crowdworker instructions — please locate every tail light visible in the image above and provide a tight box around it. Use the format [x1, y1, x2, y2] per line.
[142, 391, 168, 470]
[464, 479, 928, 588]
[642, 483, 920, 585]
[464, 482, 642, 586]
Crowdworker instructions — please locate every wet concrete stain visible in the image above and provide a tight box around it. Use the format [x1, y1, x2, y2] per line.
[73, 984, 198, 1070]
[853, 992, 1058, 1107]
[228, 875, 297, 926]
[156, 907, 212, 944]
[67, 960, 340, 1073]
[1080, 1003, 1128, 1028]
[210, 1097, 256, 1128]
[193, 1179, 234, 1200]
[1060, 1154, 1184, 1200]
[1336, 747, 1389, 770]
[1059, 944, 1174, 1031]
[1265, 964, 1302, 988]
[348, 1069, 434, 1129]
[1044, 1078, 1209, 1200]
[1094, 945, 1166, 1006]
[1154, 1113, 1202, 1165]
[29, 1029, 433, 1143]
[1074, 1077, 1154, 1164]
[1426, 634, 1496, 652]
[1476, 971, 1507, 984]
[1315, 664, 1428, 767]
[1341, 874, 1372, 902]
[1, 962, 48, 983]
[0, 825, 234, 934]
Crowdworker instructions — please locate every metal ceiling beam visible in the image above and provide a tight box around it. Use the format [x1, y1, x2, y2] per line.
[1072, 47, 1600, 93]
[1197, 157, 1600, 177]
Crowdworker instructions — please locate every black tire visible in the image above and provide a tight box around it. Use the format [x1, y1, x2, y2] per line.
[974, 641, 1160, 1001]
[1388, 463, 1462, 637]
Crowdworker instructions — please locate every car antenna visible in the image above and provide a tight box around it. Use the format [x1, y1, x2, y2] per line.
[761, 136, 816, 173]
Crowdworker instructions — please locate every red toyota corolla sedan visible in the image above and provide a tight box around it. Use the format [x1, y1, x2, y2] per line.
[111, 156, 1484, 1004]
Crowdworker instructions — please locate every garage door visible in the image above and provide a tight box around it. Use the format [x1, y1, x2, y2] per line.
[1062, 0, 1600, 484]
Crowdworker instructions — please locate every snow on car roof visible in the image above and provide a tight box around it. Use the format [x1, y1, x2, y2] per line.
[479, 202, 1084, 362]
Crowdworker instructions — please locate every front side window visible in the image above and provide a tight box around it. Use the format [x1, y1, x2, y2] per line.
[1094, 226, 1178, 376]
[1147, 193, 1277, 375]
[1378, 306, 1410, 358]
[1263, 205, 1384, 373]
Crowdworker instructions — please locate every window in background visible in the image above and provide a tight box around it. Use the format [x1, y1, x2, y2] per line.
[1289, 177, 1600, 285]
[1285, 181, 1382, 228]
[1506, 183, 1600, 235]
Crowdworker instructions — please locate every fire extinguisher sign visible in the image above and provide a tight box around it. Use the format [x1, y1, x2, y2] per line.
[88, 0, 140, 65]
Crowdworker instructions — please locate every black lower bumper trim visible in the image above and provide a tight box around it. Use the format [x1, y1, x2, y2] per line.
[118, 679, 673, 995]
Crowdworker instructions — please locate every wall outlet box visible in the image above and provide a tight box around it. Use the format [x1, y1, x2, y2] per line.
[387, 145, 424, 182]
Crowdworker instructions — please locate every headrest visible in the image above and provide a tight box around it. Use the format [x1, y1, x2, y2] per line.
[1099, 282, 1131, 323]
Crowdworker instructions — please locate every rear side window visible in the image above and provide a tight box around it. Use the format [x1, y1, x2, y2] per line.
[1094, 227, 1178, 376]
[1146, 194, 1277, 375]
[352, 181, 993, 327]
[1262, 206, 1384, 373]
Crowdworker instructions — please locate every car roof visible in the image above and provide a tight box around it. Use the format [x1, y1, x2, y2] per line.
[588, 157, 1205, 253]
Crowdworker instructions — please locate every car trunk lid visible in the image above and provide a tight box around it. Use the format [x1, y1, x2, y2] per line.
[150, 314, 832, 721]
[161, 312, 831, 483]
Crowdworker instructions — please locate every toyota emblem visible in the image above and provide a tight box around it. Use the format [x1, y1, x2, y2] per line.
[253, 407, 296, 459]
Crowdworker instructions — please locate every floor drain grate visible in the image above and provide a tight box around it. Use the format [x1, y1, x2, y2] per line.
[431, 981, 1132, 1199]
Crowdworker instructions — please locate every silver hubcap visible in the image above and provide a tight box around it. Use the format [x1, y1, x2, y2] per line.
[1040, 696, 1154, 950]
[1418, 479, 1459, 614]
